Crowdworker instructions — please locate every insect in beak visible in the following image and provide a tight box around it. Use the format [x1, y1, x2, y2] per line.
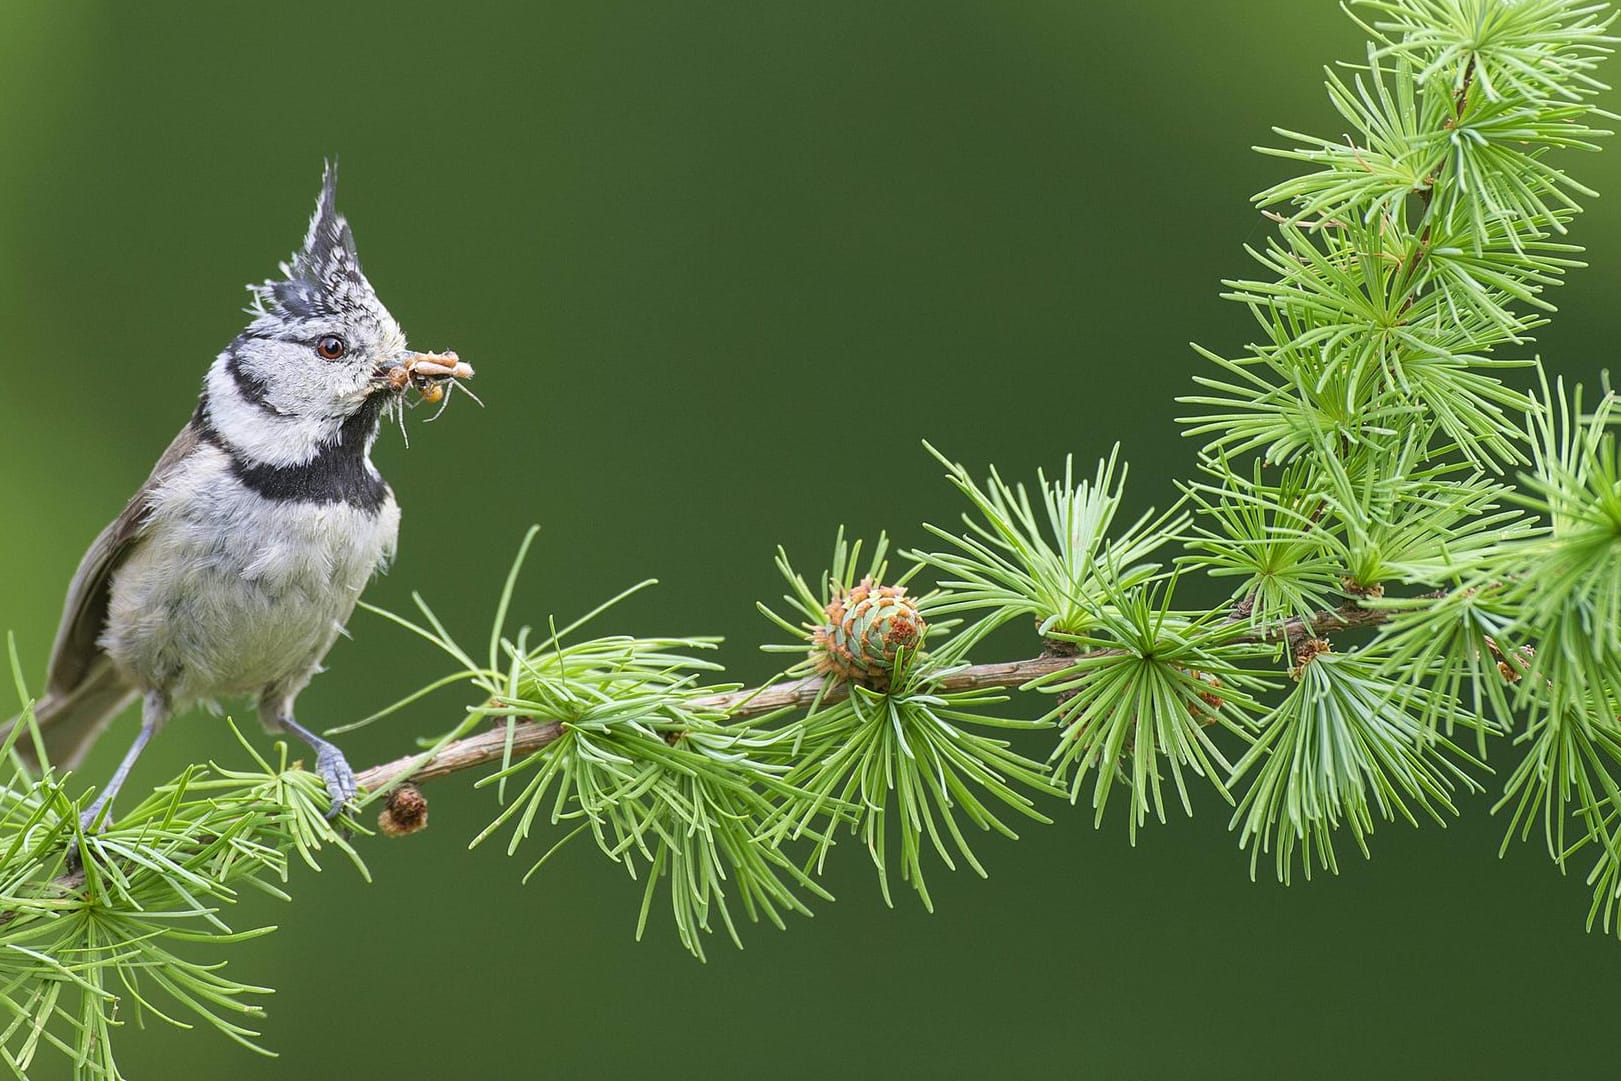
[378, 350, 474, 403]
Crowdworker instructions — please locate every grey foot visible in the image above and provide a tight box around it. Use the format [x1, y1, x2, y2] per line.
[315, 742, 358, 819]
[75, 700, 163, 834]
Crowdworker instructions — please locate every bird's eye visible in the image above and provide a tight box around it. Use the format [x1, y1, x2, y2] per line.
[315, 335, 347, 361]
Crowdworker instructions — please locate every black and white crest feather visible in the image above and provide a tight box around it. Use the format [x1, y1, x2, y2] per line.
[248, 161, 375, 321]
[217, 162, 408, 463]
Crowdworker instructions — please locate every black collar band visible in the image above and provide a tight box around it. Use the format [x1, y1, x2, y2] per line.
[190, 395, 390, 512]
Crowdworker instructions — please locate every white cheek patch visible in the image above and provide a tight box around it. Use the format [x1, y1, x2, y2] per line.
[268, 361, 371, 419]
[205, 357, 343, 467]
[253, 335, 373, 417]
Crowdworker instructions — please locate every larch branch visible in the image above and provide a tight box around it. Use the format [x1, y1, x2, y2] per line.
[353, 600, 1398, 796]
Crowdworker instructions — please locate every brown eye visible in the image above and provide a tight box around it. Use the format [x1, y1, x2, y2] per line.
[315, 335, 346, 360]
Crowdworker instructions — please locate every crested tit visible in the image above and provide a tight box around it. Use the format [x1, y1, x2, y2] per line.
[18, 163, 470, 824]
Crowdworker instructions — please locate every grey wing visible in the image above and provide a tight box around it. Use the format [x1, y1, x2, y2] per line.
[43, 423, 200, 698]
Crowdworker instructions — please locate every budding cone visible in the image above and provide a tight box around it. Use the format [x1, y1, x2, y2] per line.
[811, 576, 926, 691]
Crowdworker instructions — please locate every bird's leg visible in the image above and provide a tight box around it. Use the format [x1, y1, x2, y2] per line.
[269, 707, 358, 819]
[80, 690, 167, 831]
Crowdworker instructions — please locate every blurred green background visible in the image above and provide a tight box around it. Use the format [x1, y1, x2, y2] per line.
[3, 2, 1619, 1078]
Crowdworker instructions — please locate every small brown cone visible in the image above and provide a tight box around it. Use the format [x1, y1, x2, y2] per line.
[378, 783, 429, 838]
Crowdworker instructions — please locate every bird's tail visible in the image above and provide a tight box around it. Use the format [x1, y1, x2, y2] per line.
[6, 662, 135, 774]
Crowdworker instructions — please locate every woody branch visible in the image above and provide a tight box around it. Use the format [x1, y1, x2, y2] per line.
[353, 598, 1398, 795]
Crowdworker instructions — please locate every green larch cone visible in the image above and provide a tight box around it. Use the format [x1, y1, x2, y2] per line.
[812, 576, 926, 691]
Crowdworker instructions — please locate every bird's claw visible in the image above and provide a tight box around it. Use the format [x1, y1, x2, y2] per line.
[315, 743, 358, 820]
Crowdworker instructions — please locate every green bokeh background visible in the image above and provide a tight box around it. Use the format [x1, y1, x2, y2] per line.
[2, 3, 1618, 1078]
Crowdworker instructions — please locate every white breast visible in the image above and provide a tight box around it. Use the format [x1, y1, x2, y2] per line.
[101, 444, 401, 708]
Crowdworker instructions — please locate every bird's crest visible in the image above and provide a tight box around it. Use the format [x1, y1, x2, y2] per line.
[248, 161, 375, 321]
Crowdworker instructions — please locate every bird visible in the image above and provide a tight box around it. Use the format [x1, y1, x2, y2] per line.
[14, 163, 471, 827]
